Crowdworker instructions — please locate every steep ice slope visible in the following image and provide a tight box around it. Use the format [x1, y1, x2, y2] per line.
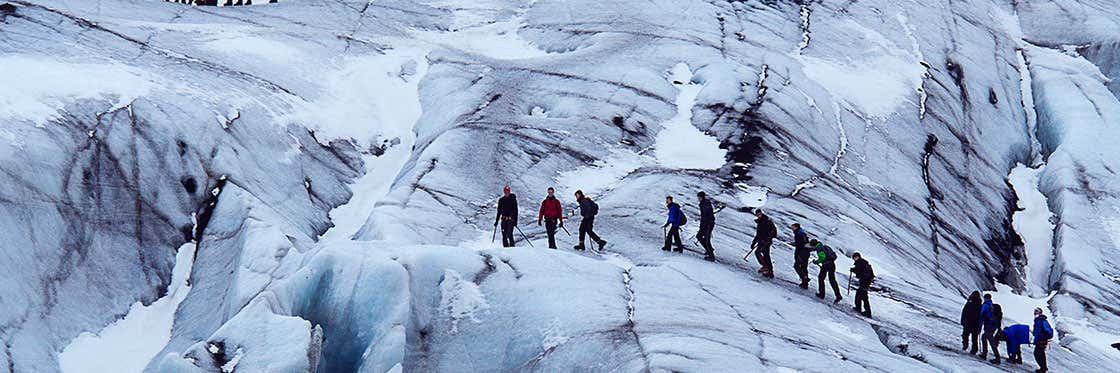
[0, 0, 1117, 372]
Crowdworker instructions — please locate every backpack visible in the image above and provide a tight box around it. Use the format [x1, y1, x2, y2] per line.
[822, 245, 838, 262]
[589, 199, 599, 216]
[1039, 322, 1054, 340]
[679, 211, 688, 225]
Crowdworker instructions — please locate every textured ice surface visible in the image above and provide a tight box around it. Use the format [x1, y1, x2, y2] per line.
[0, 0, 1118, 372]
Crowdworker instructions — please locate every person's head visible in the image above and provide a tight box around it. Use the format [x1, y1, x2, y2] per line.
[547, 187, 554, 197]
[852, 252, 862, 260]
[809, 238, 820, 247]
[697, 191, 706, 200]
[1034, 307, 1044, 317]
[575, 190, 584, 199]
[791, 223, 801, 230]
[984, 293, 992, 301]
[666, 196, 673, 204]
[503, 186, 511, 196]
[754, 209, 764, 218]
[969, 291, 982, 303]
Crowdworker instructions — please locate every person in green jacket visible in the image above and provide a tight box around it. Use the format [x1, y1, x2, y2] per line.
[811, 239, 843, 303]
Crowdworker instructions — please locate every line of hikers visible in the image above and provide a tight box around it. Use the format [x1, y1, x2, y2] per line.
[502, 186, 1064, 369]
[960, 291, 1055, 372]
[495, 186, 876, 317]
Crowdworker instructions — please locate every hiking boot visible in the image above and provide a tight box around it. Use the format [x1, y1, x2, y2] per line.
[990, 358, 1000, 365]
[673, 246, 684, 253]
[834, 296, 843, 304]
[597, 240, 607, 250]
[962, 341, 968, 351]
[861, 311, 872, 318]
[661, 246, 671, 251]
[799, 281, 809, 289]
[574, 244, 586, 251]
[853, 307, 862, 313]
[816, 293, 825, 299]
[703, 255, 716, 262]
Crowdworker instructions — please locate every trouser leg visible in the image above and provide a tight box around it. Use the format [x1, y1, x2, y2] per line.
[545, 219, 557, 248]
[818, 266, 828, 296]
[826, 264, 841, 298]
[582, 218, 600, 244]
[856, 284, 870, 313]
[756, 240, 772, 272]
[981, 330, 992, 356]
[501, 220, 515, 247]
[1034, 343, 1047, 371]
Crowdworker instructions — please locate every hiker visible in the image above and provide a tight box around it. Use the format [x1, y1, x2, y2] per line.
[980, 294, 999, 360]
[791, 223, 811, 288]
[961, 291, 983, 354]
[850, 252, 874, 317]
[495, 186, 518, 247]
[537, 187, 564, 249]
[982, 302, 1004, 364]
[1001, 323, 1030, 365]
[662, 196, 685, 252]
[1033, 307, 1053, 373]
[810, 239, 842, 302]
[752, 210, 777, 278]
[573, 190, 606, 251]
[697, 191, 716, 261]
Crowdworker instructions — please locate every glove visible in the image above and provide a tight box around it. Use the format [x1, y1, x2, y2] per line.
[537, 220, 542, 226]
[494, 221, 498, 227]
[662, 223, 669, 228]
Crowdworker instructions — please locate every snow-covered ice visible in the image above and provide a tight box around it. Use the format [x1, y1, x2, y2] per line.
[1, 0, 1118, 372]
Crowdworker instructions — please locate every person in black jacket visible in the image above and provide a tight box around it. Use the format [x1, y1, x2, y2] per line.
[961, 291, 983, 354]
[791, 223, 811, 289]
[697, 192, 716, 262]
[573, 190, 606, 251]
[850, 252, 874, 318]
[495, 186, 518, 247]
[752, 209, 777, 278]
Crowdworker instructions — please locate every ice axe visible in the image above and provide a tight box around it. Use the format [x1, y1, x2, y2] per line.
[560, 221, 572, 236]
[515, 225, 535, 247]
[491, 222, 498, 243]
[743, 243, 757, 262]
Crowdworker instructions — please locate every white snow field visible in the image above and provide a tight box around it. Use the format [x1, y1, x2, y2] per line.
[1, 0, 1119, 372]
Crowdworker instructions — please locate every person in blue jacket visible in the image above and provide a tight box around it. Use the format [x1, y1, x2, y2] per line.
[662, 196, 685, 252]
[1033, 307, 1054, 373]
[1000, 323, 1030, 365]
[976, 293, 994, 358]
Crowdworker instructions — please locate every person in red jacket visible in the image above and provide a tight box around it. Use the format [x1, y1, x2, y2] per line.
[537, 187, 565, 249]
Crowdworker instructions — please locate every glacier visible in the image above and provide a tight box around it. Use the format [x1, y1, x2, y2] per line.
[1, 0, 1119, 372]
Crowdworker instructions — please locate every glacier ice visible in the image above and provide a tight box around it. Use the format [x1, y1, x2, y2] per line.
[0, 0, 1118, 372]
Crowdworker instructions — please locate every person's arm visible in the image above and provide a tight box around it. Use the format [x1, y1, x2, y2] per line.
[537, 201, 544, 225]
[495, 198, 501, 226]
[512, 198, 518, 225]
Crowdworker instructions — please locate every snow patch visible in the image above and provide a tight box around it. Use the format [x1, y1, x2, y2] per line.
[819, 320, 865, 342]
[318, 50, 429, 242]
[653, 63, 727, 170]
[735, 183, 768, 208]
[202, 35, 305, 64]
[59, 243, 198, 373]
[799, 20, 926, 118]
[439, 269, 490, 333]
[0, 55, 156, 124]
[1008, 163, 1056, 296]
[557, 148, 650, 198]
[990, 282, 1055, 334]
[284, 49, 428, 148]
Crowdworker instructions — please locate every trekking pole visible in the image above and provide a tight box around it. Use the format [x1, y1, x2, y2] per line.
[491, 223, 497, 243]
[560, 223, 572, 236]
[846, 269, 853, 296]
[515, 226, 535, 247]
